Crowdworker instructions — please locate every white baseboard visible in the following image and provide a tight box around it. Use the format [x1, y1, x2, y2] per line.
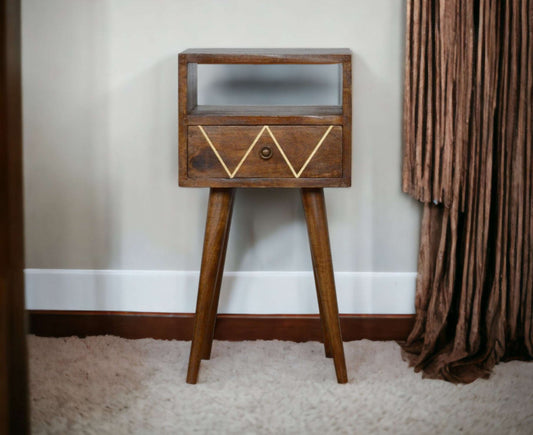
[24, 269, 416, 314]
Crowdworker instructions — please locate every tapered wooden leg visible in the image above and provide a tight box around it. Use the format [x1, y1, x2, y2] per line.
[186, 188, 235, 384]
[316, 292, 334, 358]
[301, 188, 348, 383]
[305, 189, 333, 358]
[202, 190, 235, 360]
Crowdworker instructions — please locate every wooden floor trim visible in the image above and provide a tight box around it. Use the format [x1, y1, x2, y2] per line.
[28, 311, 415, 342]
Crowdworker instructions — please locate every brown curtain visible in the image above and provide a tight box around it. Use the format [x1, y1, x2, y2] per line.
[402, 0, 532, 383]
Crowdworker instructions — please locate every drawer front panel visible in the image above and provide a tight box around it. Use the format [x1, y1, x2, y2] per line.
[187, 125, 342, 180]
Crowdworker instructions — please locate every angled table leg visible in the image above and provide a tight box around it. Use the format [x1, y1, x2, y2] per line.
[301, 188, 348, 383]
[186, 188, 235, 384]
[202, 190, 235, 360]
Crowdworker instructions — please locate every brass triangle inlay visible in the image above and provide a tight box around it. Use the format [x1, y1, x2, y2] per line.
[197, 125, 334, 179]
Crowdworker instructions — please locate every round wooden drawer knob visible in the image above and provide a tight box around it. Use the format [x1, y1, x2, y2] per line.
[260, 146, 273, 160]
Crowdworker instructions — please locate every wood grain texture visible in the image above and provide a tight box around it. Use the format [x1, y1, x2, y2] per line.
[180, 50, 352, 382]
[179, 176, 350, 189]
[186, 107, 343, 126]
[178, 55, 190, 186]
[341, 56, 352, 185]
[178, 49, 352, 188]
[28, 311, 416, 342]
[187, 188, 234, 384]
[402, 0, 533, 383]
[189, 105, 343, 117]
[187, 125, 342, 180]
[301, 188, 347, 383]
[179, 48, 351, 64]
[202, 190, 235, 360]
[0, 0, 29, 431]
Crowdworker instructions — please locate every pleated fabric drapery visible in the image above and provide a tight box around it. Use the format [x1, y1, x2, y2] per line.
[402, 0, 532, 383]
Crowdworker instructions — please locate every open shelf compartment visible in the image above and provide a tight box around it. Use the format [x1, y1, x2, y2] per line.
[178, 49, 352, 187]
[179, 49, 351, 122]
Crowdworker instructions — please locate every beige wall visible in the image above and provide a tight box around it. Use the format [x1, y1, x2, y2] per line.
[22, 0, 420, 277]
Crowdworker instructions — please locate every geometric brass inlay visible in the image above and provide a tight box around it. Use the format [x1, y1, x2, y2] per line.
[197, 125, 334, 179]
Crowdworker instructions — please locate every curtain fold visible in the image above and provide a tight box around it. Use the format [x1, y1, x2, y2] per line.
[402, 0, 532, 383]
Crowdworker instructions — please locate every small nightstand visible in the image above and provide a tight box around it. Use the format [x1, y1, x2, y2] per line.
[179, 49, 351, 384]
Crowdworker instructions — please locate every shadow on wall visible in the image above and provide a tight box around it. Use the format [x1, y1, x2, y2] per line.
[198, 63, 342, 106]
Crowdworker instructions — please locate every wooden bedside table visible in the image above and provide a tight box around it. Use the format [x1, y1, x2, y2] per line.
[179, 49, 351, 384]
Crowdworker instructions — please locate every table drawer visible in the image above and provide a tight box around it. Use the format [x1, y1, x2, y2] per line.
[187, 125, 342, 180]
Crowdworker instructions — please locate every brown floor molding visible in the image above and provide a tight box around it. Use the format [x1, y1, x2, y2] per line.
[28, 311, 415, 342]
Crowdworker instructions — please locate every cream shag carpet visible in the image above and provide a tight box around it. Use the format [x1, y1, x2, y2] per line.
[29, 335, 533, 434]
